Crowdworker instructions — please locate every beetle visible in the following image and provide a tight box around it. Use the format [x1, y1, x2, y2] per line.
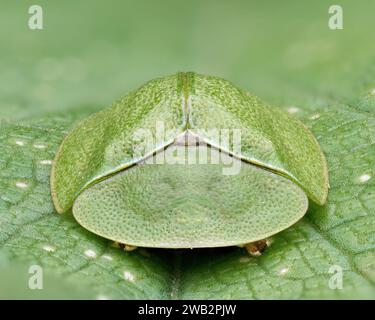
[51, 72, 328, 255]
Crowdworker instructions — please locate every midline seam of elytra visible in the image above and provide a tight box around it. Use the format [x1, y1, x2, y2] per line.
[78, 75, 192, 200]
[180, 79, 303, 198]
[177, 74, 298, 188]
[76, 75, 302, 202]
[182, 72, 193, 130]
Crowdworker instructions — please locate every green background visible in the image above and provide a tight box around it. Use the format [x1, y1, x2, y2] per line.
[2, 0, 375, 120]
[0, 0, 374, 299]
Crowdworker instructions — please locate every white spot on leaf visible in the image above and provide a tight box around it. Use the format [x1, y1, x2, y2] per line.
[84, 249, 97, 258]
[40, 159, 52, 165]
[33, 143, 47, 149]
[102, 255, 113, 261]
[42, 245, 55, 252]
[278, 267, 289, 276]
[358, 173, 371, 183]
[309, 113, 320, 120]
[123, 271, 135, 282]
[15, 182, 28, 188]
[96, 295, 110, 300]
[15, 140, 25, 146]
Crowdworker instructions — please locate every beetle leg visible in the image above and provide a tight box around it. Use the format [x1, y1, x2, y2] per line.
[115, 242, 138, 252]
[123, 244, 138, 252]
[243, 239, 270, 256]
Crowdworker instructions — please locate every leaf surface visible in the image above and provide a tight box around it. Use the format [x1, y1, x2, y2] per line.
[1, 0, 375, 299]
[1, 98, 374, 299]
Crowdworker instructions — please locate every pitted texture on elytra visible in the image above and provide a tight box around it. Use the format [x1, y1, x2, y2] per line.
[52, 74, 185, 212]
[1, 101, 374, 298]
[0, 118, 172, 299]
[52, 72, 328, 214]
[190, 74, 328, 204]
[73, 146, 308, 248]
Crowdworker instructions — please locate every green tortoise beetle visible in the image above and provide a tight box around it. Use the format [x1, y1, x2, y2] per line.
[51, 72, 328, 255]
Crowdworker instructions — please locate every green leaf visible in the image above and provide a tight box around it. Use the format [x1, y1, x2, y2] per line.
[1, 93, 374, 299]
[1, 0, 375, 300]
[178, 104, 375, 299]
[0, 118, 173, 299]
